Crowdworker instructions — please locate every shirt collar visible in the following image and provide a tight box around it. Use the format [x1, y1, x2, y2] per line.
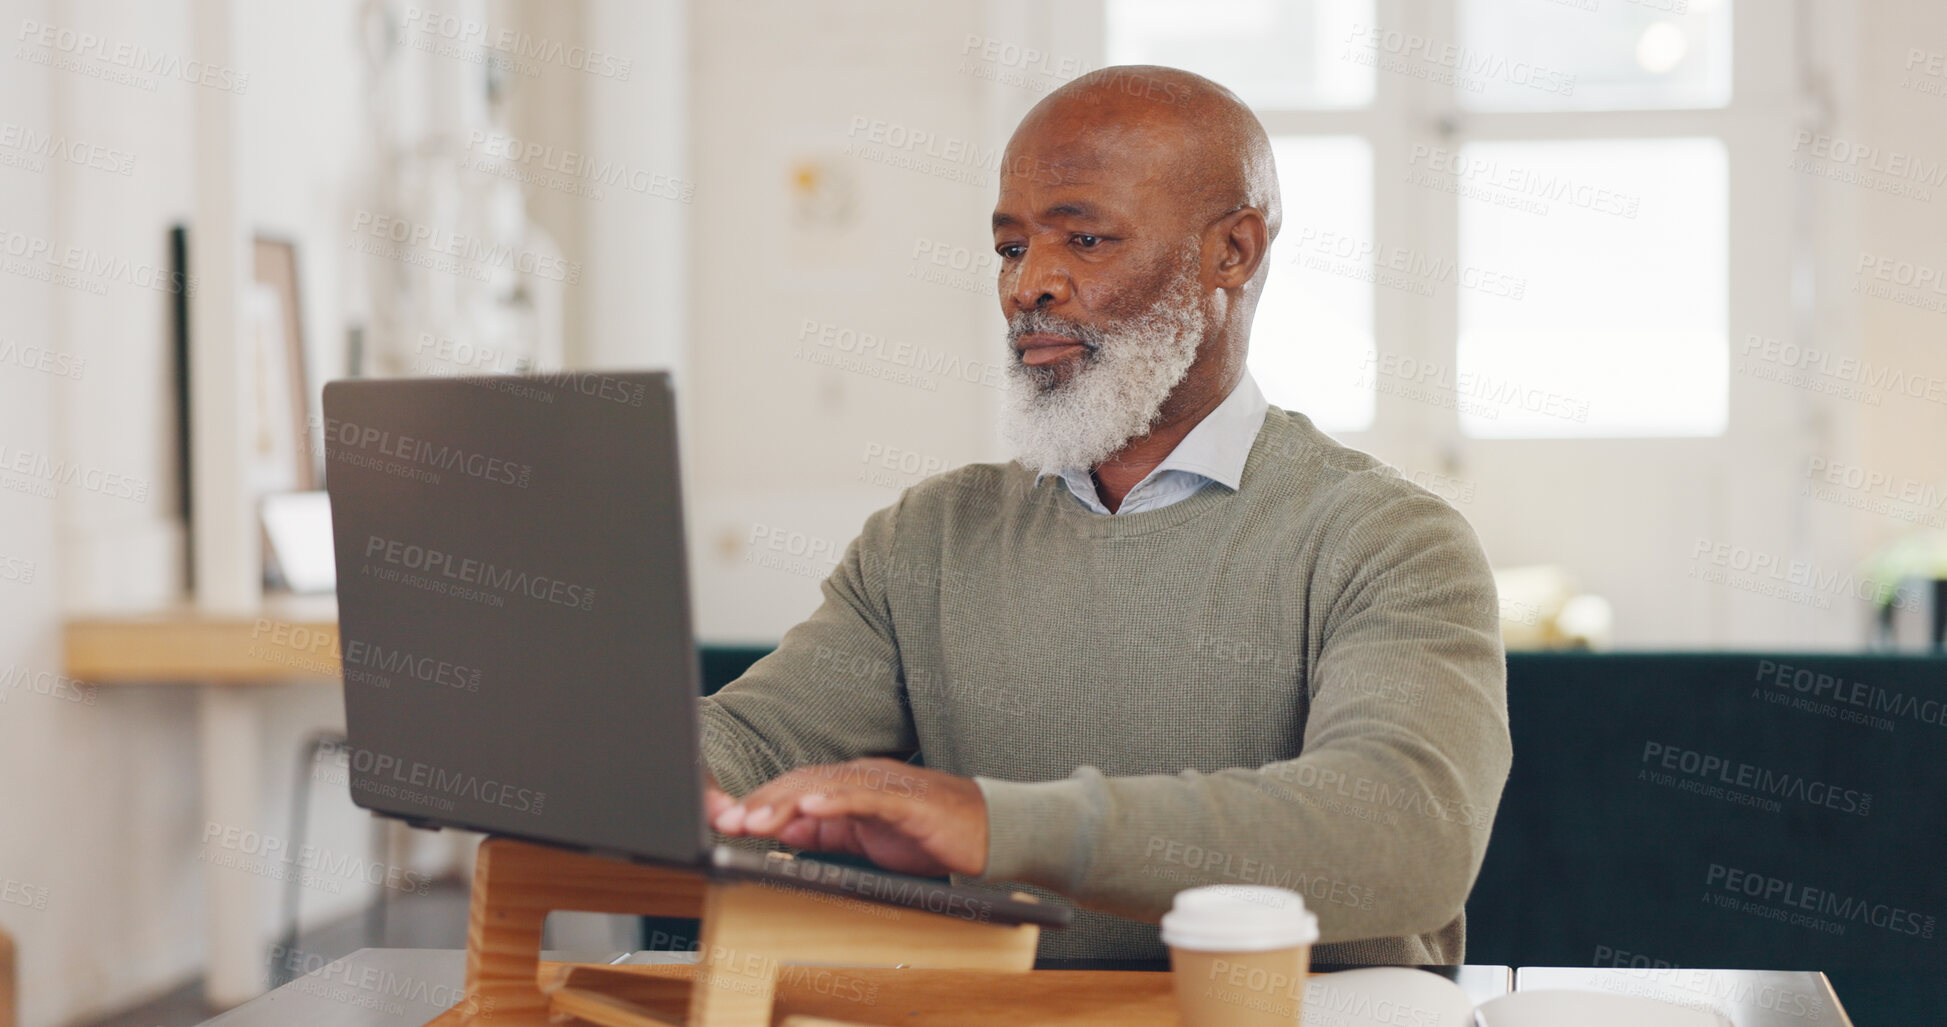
[1034, 370, 1270, 496]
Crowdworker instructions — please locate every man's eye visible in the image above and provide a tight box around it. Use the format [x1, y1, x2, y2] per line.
[997, 244, 1025, 260]
[1073, 235, 1101, 248]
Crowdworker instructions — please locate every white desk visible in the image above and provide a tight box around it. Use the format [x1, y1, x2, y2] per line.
[199, 951, 1523, 1026]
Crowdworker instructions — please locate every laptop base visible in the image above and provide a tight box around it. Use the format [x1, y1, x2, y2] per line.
[363, 807, 1066, 930]
[426, 836, 1042, 1027]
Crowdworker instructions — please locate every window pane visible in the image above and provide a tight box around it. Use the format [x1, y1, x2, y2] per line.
[1456, 138, 1727, 437]
[1457, 0, 1732, 111]
[1106, 0, 1374, 109]
[1250, 137, 1374, 433]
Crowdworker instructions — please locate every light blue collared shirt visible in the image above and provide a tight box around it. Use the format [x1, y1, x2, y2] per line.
[1036, 372, 1270, 515]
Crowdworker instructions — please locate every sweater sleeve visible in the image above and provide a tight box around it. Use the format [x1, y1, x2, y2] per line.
[972, 490, 1511, 943]
[698, 499, 919, 799]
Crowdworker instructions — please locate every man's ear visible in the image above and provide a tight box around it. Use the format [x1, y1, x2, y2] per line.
[1210, 207, 1270, 291]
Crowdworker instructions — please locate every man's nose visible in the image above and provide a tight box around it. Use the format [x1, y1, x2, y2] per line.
[1007, 243, 1072, 311]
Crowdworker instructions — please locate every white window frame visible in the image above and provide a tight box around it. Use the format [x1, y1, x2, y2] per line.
[1098, 0, 1796, 453]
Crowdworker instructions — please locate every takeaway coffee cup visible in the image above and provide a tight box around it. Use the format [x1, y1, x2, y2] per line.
[1160, 885, 1319, 1026]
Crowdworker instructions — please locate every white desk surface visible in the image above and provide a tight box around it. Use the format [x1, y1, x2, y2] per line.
[197, 950, 1520, 1026]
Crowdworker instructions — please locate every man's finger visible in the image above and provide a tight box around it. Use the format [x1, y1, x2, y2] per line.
[745, 794, 810, 832]
[820, 815, 870, 855]
[718, 792, 798, 834]
[772, 812, 872, 858]
[703, 778, 735, 820]
[724, 771, 829, 826]
[774, 813, 841, 852]
[716, 761, 918, 836]
[714, 770, 817, 833]
[730, 784, 868, 838]
[800, 783, 908, 825]
[738, 780, 841, 835]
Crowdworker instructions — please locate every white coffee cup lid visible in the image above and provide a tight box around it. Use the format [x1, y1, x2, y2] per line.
[1160, 885, 1319, 952]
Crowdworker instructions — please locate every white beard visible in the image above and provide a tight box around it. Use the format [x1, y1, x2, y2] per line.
[1000, 260, 1208, 475]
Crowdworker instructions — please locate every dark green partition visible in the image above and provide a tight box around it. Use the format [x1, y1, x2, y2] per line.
[1468, 653, 1947, 1026]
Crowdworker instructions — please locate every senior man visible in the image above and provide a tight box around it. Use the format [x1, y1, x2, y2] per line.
[699, 65, 1511, 964]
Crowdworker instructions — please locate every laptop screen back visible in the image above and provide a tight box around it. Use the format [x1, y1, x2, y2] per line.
[322, 372, 709, 865]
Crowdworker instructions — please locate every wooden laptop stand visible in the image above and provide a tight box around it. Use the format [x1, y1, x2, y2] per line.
[425, 837, 1043, 1027]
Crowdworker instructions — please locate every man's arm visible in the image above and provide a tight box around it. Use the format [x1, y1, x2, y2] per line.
[700, 499, 919, 800]
[972, 491, 1509, 942]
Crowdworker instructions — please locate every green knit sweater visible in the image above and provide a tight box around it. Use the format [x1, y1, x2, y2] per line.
[700, 406, 1511, 964]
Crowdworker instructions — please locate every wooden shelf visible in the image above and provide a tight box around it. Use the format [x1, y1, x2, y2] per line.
[62, 595, 339, 684]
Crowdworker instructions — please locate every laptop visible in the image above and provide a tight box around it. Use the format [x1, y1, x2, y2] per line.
[322, 371, 1069, 929]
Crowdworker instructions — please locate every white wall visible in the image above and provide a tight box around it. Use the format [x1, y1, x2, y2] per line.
[0, 1, 207, 1019]
[1856, 0, 1947, 562]
[685, 0, 1037, 641]
[0, 0, 71, 1017]
[578, 0, 688, 379]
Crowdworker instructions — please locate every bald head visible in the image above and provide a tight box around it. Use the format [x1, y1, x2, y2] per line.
[1009, 66, 1281, 257]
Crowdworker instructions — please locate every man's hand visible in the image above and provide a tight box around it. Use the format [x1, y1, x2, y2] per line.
[708, 758, 988, 878]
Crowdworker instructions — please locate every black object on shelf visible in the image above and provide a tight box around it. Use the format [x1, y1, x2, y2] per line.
[170, 224, 193, 593]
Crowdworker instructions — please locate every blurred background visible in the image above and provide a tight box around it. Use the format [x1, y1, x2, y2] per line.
[0, 0, 1942, 1024]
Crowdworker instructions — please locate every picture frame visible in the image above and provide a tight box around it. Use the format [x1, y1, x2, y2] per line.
[248, 236, 315, 493]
